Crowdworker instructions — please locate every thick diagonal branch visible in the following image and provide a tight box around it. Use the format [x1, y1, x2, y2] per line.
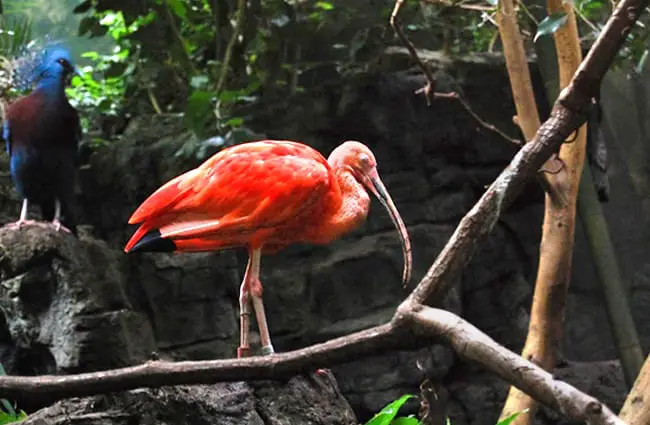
[404, 0, 648, 307]
[0, 0, 645, 424]
[410, 308, 624, 425]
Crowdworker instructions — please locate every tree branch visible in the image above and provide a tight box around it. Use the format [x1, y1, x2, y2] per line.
[389, 0, 521, 146]
[389, 0, 438, 104]
[411, 308, 625, 425]
[404, 0, 647, 307]
[0, 0, 645, 424]
[499, 0, 588, 423]
[215, 0, 246, 94]
[0, 308, 626, 425]
[0, 322, 405, 406]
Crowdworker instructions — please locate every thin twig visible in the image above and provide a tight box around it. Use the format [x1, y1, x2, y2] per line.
[404, 0, 648, 307]
[390, 1, 521, 146]
[435, 91, 523, 146]
[215, 0, 246, 94]
[162, 2, 197, 76]
[390, 0, 438, 104]
[573, 5, 601, 33]
[422, 0, 495, 12]
[518, 2, 541, 26]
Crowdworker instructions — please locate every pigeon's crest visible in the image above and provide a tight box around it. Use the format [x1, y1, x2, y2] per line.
[11, 38, 74, 91]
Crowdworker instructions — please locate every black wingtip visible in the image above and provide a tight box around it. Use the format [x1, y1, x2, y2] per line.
[128, 229, 177, 253]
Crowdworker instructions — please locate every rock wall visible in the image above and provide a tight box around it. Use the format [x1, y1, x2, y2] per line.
[0, 50, 633, 424]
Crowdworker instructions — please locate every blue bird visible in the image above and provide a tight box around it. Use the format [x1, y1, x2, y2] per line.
[3, 43, 82, 234]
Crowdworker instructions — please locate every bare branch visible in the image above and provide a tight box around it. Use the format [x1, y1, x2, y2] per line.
[215, 0, 246, 94]
[387, 8, 522, 145]
[0, 308, 626, 425]
[0, 322, 404, 406]
[403, 0, 648, 306]
[389, 0, 438, 104]
[435, 91, 523, 146]
[411, 308, 625, 425]
[0, 0, 644, 424]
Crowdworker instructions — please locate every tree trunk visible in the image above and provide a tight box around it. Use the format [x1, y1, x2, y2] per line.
[496, 0, 541, 138]
[498, 1, 587, 424]
[620, 354, 650, 425]
[577, 126, 644, 388]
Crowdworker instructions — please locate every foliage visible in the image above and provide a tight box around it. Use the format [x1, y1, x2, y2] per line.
[0, 365, 26, 424]
[496, 410, 528, 425]
[67, 10, 155, 123]
[71, 0, 503, 141]
[362, 394, 528, 425]
[0, 16, 32, 59]
[0, 15, 33, 98]
[533, 13, 568, 42]
[363, 394, 418, 425]
[1, 0, 639, 146]
[0, 405, 26, 425]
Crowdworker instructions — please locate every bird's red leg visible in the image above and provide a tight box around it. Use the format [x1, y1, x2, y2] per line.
[247, 248, 274, 356]
[238, 287, 251, 358]
[251, 289, 274, 355]
[237, 252, 256, 358]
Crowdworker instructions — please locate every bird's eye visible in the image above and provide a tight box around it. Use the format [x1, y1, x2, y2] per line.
[359, 154, 371, 167]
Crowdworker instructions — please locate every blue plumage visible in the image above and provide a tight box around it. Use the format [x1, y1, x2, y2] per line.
[3, 43, 82, 235]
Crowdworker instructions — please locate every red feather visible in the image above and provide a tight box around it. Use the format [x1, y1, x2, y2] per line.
[124, 140, 341, 252]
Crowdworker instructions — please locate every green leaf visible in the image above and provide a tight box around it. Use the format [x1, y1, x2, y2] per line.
[315, 1, 335, 10]
[0, 401, 12, 419]
[364, 395, 415, 425]
[190, 75, 209, 89]
[496, 409, 529, 425]
[534, 13, 568, 42]
[224, 117, 244, 128]
[185, 90, 216, 136]
[167, 0, 187, 18]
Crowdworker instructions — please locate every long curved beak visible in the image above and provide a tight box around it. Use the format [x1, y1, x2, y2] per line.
[365, 168, 412, 287]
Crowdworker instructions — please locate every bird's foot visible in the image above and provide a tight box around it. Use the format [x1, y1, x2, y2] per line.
[237, 347, 251, 358]
[5, 219, 39, 230]
[51, 219, 71, 233]
[260, 344, 275, 356]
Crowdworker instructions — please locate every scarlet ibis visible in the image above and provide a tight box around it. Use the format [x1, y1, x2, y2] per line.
[124, 140, 412, 358]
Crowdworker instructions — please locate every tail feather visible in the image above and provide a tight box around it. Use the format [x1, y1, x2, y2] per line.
[124, 223, 154, 252]
[125, 227, 235, 253]
[125, 218, 246, 253]
[128, 171, 198, 224]
[126, 229, 177, 253]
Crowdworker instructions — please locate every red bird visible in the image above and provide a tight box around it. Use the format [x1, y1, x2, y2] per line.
[124, 140, 412, 358]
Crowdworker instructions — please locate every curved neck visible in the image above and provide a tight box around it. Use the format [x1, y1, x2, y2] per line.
[313, 167, 370, 243]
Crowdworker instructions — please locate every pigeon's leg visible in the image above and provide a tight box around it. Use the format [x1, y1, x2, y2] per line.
[51, 198, 71, 233]
[6, 199, 39, 229]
